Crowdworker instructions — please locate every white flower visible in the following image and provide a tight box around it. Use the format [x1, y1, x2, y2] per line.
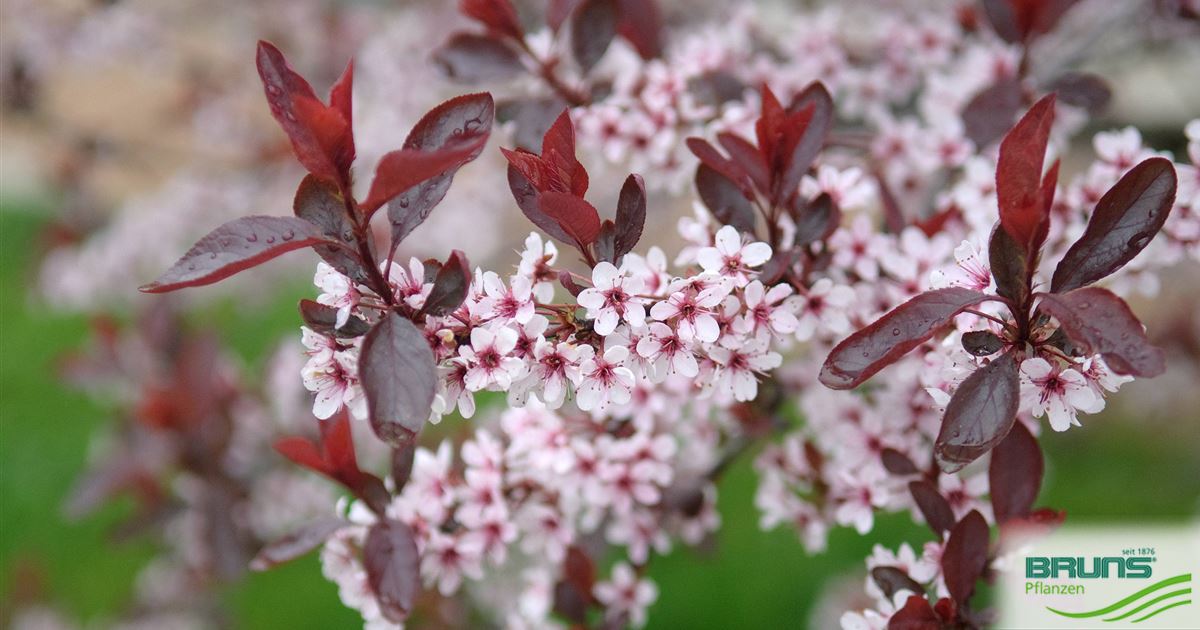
[930, 239, 991, 291]
[576, 346, 636, 411]
[794, 278, 856, 341]
[649, 283, 729, 343]
[576, 262, 647, 336]
[481, 272, 536, 324]
[708, 339, 782, 401]
[636, 322, 699, 380]
[594, 563, 658, 629]
[1019, 358, 1103, 431]
[314, 262, 358, 328]
[383, 257, 432, 310]
[735, 280, 798, 340]
[459, 327, 525, 391]
[696, 225, 772, 286]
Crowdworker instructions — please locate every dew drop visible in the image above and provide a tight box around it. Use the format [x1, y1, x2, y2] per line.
[1127, 232, 1152, 250]
[891, 327, 901, 336]
[951, 430, 961, 438]
[246, 233, 258, 242]
[266, 236, 276, 243]
[284, 112, 297, 122]
[187, 263, 196, 271]
[1077, 301, 1091, 309]
[281, 230, 295, 241]
[209, 252, 218, 259]
[266, 85, 282, 96]
[397, 198, 410, 208]
[861, 351, 870, 358]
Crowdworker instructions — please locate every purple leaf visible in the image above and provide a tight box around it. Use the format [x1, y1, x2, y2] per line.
[988, 221, 1029, 305]
[391, 440, 417, 494]
[362, 142, 489, 214]
[881, 448, 920, 475]
[871, 566, 926, 601]
[717, 132, 769, 193]
[594, 219, 617, 264]
[941, 510, 990, 606]
[614, 0, 662, 59]
[1047, 72, 1112, 113]
[571, 0, 618, 72]
[1036, 287, 1165, 376]
[293, 175, 370, 283]
[934, 351, 1021, 472]
[614, 173, 647, 259]
[780, 82, 832, 197]
[686, 137, 755, 198]
[506, 164, 575, 244]
[497, 97, 569, 150]
[299, 299, 370, 338]
[1051, 157, 1177, 293]
[793, 193, 839, 246]
[364, 519, 421, 623]
[250, 517, 347, 571]
[695, 164, 756, 234]
[996, 94, 1056, 254]
[388, 93, 495, 248]
[909, 479, 956, 537]
[961, 330, 1005, 356]
[422, 250, 471, 316]
[433, 32, 524, 83]
[360, 314, 437, 446]
[538, 191, 602, 247]
[820, 288, 992, 389]
[887, 595, 940, 630]
[988, 420, 1042, 524]
[140, 216, 329, 293]
[962, 77, 1023, 148]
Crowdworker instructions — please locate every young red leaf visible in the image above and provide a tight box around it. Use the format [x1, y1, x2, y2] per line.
[982, 0, 1079, 42]
[388, 93, 495, 248]
[871, 566, 926, 600]
[614, 0, 662, 59]
[360, 313, 438, 446]
[888, 595, 940, 630]
[505, 162, 575, 244]
[962, 77, 1023, 148]
[996, 94, 1055, 253]
[538, 191, 602, 247]
[330, 59, 354, 133]
[988, 420, 1043, 524]
[433, 32, 525, 83]
[717, 132, 769, 192]
[274, 436, 331, 476]
[497, 97, 570, 150]
[256, 41, 353, 184]
[793, 193, 839, 246]
[294, 175, 370, 284]
[881, 448, 920, 475]
[934, 351, 1021, 472]
[695, 165, 756, 233]
[391, 440, 418, 494]
[961, 330, 1005, 356]
[1046, 72, 1111, 114]
[1051, 157, 1177, 292]
[250, 517, 347, 571]
[364, 519, 421, 623]
[594, 219, 617, 264]
[941, 510, 990, 606]
[909, 479, 956, 537]
[613, 173, 646, 259]
[541, 110, 589, 197]
[571, 0, 618, 72]
[988, 222, 1029, 305]
[1036, 287, 1165, 376]
[686, 137, 755, 198]
[362, 141, 489, 214]
[299, 299, 370, 338]
[139, 216, 330, 293]
[820, 288, 992, 389]
[779, 90, 828, 199]
[422, 250, 471, 316]
[459, 0, 524, 40]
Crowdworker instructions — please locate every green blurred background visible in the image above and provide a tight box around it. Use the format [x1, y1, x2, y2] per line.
[3, 204, 1198, 627]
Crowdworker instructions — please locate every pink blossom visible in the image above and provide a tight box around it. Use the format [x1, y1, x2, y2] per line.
[696, 225, 772, 286]
[594, 563, 658, 628]
[1019, 358, 1103, 432]
[577, 262, 647, 336]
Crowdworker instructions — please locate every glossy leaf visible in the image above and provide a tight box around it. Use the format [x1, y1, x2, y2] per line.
[989, 420, 1042, 524]
[571, 0, 618, 72]
[541, 110, 589, 196]
[779, 84, 830, 198]
[360, 314, 438, 445]
[717, 132, 769, 192]
[497, 96, 568, 150]
[422, 250, 472, 316]
[299, 299, 370, 338]
[888, 595, 940, 630]
[362, 141, 489, 214]
[988, 221, 1029, 305]
[538, 191, 602, 246]
[364, 519, 421, 623]
[250, 517, 347, 570]
[996, 94, 1056, 253]
[820, 288, 992, 389]
[433, 32, 524, 82]
[613, 173, 646, 259]
[594, 220, 617, 264]
[686, 137, 754, 198]
[1051, 157, 1177, 292]
[941, 510, 990, 605]
[140, 216, 329, 293]
[909, 479, 955, 537]
[962, 77, 1022, 148]
[695, 165, 756, 233]
[614, 0, 662, 59]
[934, 352, 1021, 472]
[1036, 288, 1165, 376]
[962, 330, 1005, 356]
[293, 175, 369, 283]
[506, 163, 575, 244]
[459, 0, 524, 40]
[388, 93, 495, 248]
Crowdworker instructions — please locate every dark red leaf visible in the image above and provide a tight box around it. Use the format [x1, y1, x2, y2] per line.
[881, 448, 920, 475]
[433, 33, 524, 83]
[942, 510, 990, 606]
[779, 84, 830, 198]
[614, 173, 646, 259]
[360, 314, 438, 446]
[717, 132, 769, 192]
[549, 0, 584, 31]
[364, 519, 421, 623]
[614, 0, 662, 59]
[909, 479, 956, 537]
[793, 193, 839, 246]
[872, 566, 926, 600]
[388, 93, 495, 248]
[996, 94, 1055, 253]
[139, 216, 329, 293]
[981, 0, 1022, 42]
[934, 351, 1021, 472]
[962, 330, 1005, 356]
[686, 137, 754, 198]
[506, 162, 575, 243]
[250, 517, 347, 571]
[982, 0, 1079, 42]
[330, 59, 354, 135]
[538, 191, 602, 246]
[559, 269, 585, 296]
[695, 164, 756, 233]
[362, 142, 489, 214]
[320, 409, 361, 485]
[541, 110, 590, 197]
[422, 250, 472, 316]
[1047, 72, 1111, 114]
[876, 173, 907, 234]
[391, 440, 418, 494]
[962, 77, 1023, 148]
[497, 97, 569, 150]
[1036, 287, 1165, 376]
[988, 221, 1029, 305]
[820, 288, 992, 389]
[459, 0, 524, 40]
[1051, 157, 1177, 292]
[256, 41, 353, 184]
[299, 299, 370, 338]
[594, 220, 617, 264]
[687, 70, 747, 108]
[571, 0, 618, 72]
[888, 595, 940, 630]
[562, 546, 596, 594]
[293, 175, 369, 284]
[989, 420, 1042, 524]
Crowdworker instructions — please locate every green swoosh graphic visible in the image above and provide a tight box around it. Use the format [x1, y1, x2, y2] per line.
[1132, 599, 1191, 623]
[1046, 573, 1191, 618]
[1103, 588, 1191, 621]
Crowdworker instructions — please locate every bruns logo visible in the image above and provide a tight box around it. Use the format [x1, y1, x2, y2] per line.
[1027, 556, 1154, 579]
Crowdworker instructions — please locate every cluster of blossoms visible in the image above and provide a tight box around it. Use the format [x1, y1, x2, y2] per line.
[21, 0, 1200, 628]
